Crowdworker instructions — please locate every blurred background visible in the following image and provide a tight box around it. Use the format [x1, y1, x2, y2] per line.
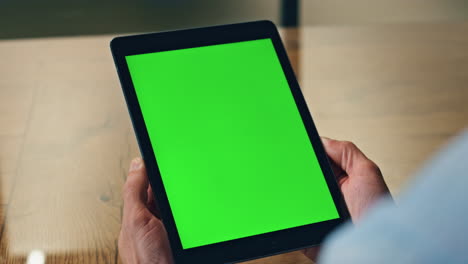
[1, 0, 468, 39]
[1, 1, 468, 263]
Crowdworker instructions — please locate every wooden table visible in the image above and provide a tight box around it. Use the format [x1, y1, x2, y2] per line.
[1, 24, 467, 263]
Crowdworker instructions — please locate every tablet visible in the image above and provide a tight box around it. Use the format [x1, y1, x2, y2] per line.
[111, 20, 349, 264]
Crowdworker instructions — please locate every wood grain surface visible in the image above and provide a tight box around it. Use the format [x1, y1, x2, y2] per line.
[0, 24, 467, 263]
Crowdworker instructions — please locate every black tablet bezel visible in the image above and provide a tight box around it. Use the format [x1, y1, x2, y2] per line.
[111, 20, 349, 264]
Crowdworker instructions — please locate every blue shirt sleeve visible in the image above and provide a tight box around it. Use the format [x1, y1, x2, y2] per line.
[319, 131, 468, 264]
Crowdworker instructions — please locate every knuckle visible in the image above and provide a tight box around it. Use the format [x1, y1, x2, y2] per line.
[363, 160, 381, 173]
[122, 182, 131, 196]
[123, 171, 142, 194]
[122, 182, 136, 200]
[324, 138, 340, 150]
[127, 169, 141, 179]
[130, 208, 151, 230]
[341, 140, 357, 150]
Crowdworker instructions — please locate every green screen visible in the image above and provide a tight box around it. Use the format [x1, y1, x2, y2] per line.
[126, 38, 339, 249]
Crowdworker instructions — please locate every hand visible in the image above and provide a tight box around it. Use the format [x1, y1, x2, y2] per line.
[321, 137, 390, 221]
[119, 157, 174, 264]
[119, 139, 390, 263]
[303, 137, 390, 260]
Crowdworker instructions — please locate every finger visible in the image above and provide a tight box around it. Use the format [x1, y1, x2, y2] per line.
[321, 137, 374, 175]
[123, 157, 149, 213]
[328, 158, 348, 185]
[147, 185, 162, 218]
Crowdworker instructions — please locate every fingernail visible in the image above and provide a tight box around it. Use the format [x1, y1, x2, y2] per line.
[321, 137, 331, 143]
[130, 157, 142, 171]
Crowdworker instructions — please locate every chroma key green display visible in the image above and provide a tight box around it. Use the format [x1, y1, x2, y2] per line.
[125, 38, 339, 249]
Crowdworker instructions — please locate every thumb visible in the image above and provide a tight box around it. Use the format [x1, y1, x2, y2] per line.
[123, 157, 149, 210]
[321, 137, 373, 175]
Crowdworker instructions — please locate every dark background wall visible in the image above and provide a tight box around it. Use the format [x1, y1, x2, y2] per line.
[0, 0, 280, 39]
[1, 0, 467, 40]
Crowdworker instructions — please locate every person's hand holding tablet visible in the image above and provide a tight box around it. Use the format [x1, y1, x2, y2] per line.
[119, 138, 390, 264]
[111, 21, 390, 263]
